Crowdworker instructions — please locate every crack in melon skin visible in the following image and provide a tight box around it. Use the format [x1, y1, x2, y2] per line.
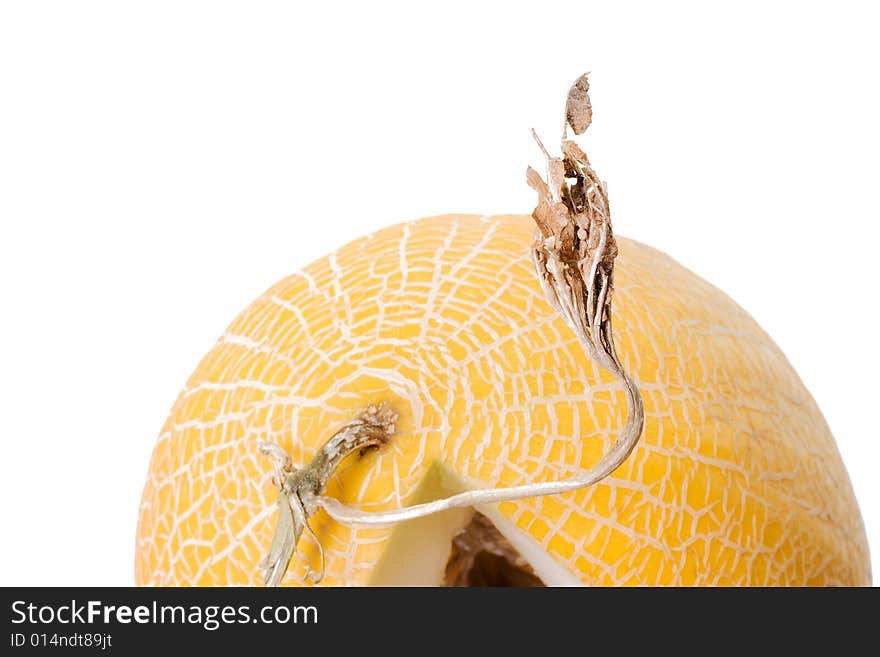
[135, 214, 870, 586]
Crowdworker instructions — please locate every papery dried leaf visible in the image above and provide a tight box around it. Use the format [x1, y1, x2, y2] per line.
[526, 166, 551, 200]
[561, 139, 590, 166]
[547, 157, 567, 201]
[566, 74, 593, 135]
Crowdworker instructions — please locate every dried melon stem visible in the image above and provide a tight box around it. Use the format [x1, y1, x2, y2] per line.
[257, 404, 396, 586]
[259, 74, 645, 586]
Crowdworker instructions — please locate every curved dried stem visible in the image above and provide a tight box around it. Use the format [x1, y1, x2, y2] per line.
[258, 74, 645, 584]
[316, 74, 644, 527]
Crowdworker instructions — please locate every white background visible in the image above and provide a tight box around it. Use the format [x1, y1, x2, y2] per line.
[1, 1, 877, 585]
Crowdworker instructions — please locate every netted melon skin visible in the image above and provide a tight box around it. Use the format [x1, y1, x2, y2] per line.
[136, 214, 870, 586]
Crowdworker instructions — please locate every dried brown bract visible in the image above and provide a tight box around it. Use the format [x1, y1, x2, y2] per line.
[527, 74, 621, 374]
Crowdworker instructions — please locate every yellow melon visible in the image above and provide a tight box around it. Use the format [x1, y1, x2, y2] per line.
[135, 213, 870, 586]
